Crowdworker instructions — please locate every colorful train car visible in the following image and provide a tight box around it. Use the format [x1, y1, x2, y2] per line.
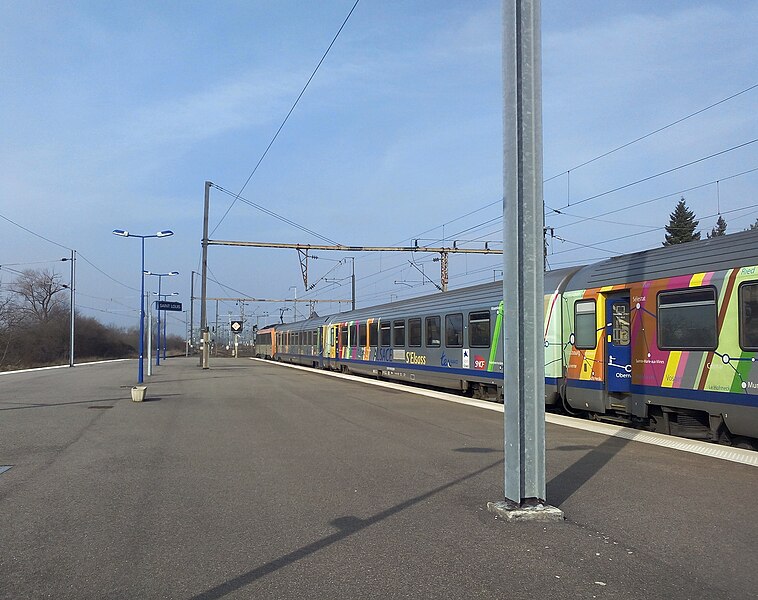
[560, 229, 758, 444]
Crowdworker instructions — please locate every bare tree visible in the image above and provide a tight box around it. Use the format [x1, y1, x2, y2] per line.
[10, 268, 67, 323]
[0, 293, 20, 367]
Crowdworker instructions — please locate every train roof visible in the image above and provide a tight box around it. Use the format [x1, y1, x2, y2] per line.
[566, 228, 758, 290]
[275, 266, 581, 330]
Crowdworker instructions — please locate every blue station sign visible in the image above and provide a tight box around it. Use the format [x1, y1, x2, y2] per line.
[157, 301, 182, 312]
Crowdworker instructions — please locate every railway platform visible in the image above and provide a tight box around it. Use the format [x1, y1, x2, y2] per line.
[0, 357, 756, 599]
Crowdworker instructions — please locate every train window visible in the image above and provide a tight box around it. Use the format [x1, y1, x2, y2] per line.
[611, 303, 630, 346]
[425, 316, 441, 347]
[445, 313, 463, 347]
[359, 323, 367, 347]
[369, 321, 378, 347]
[469, 311, 490, 347]
[393, 320, 406, 346]
[740, 283, 758, 350]
[340, 326, 348, 348]
[574, 300, 596, 349]
[657, 287, 717, 350]
[380, 322, 391, 347]
[409, 318, 422, 347]
[352, 324, 359, 347]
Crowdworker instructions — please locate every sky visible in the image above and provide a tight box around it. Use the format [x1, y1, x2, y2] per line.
[2, 1, 757, 339]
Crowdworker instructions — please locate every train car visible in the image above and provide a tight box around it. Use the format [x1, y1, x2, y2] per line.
[265, 266, 580, 400]
[273, 315, 330, 367]
[561, 229, 758, 446]
[254, 325, 277, 359]
[256, 230, 758, 447]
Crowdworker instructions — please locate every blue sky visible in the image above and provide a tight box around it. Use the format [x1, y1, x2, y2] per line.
[2, 1, 757, 336]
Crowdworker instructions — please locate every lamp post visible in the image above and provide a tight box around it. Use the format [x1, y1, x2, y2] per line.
[145, 271, 179, 366]
[153, 291, 179, 360]
[112, 229, 174, 383]
[61, 251, 76, 367]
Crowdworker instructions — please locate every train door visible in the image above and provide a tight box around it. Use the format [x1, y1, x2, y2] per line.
[334, 324, 342, 359]
[605, 295, 631, 393]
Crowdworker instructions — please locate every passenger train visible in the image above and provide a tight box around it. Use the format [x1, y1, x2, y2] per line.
[254, 230, 758, 449]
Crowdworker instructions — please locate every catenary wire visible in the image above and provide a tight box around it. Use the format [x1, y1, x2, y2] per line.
[544, 82, 758, 183]
[210, 0, 362, 237]
[210, 183, 340, 245]
[550, 138, 758, 212]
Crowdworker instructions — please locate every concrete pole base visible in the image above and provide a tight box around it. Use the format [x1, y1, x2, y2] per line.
[201, 331, 210, 369]
[487, 500, 564, 522]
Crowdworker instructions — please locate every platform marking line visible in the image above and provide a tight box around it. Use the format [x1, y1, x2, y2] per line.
[0, 359, 130, 376]
[0, 466, 12, 475]
[251, 358, 758, 468]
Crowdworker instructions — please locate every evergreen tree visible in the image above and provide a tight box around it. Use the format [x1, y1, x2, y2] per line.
[707, 214, 727, 238]
[663, 197, 701, 246]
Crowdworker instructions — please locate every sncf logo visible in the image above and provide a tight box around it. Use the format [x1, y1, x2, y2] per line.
[474, 355, 487, 370]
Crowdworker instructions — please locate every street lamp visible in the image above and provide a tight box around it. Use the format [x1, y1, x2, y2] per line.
[144, 270, 179, 366]
[153, 291, 179, 360]
[61, 251, 76, 367]
[112, 229, 174, 383]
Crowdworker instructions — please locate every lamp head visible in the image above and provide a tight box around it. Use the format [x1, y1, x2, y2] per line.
[156, 230, 174, 238]
[112, 229, 129, 237]
[168, 271, 179, 276]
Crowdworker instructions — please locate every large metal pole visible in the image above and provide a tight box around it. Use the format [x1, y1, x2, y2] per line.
[156, 276, 162, 366]
[147, 300, 153, 377]
[68, 250, 75, 367]
[162, 300, 167, 360]
[139, 238, 145, 384]
[190, 270, 196, 348]
[200, 181, 211, 369]
[489, 0, 561, 521]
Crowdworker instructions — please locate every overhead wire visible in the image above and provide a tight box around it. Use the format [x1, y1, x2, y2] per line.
[0, 210, 72, 251]
[388, 82, 758, 260]
[210, 0, 362, 237]
[544, 81, 758, 183]
[210, 183, 340, 245]
[554, 165, 758, 230]
[549, 138, 758, 213]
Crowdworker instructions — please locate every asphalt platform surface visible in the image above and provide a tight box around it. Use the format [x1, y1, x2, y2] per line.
[1, 357, 756, 599]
